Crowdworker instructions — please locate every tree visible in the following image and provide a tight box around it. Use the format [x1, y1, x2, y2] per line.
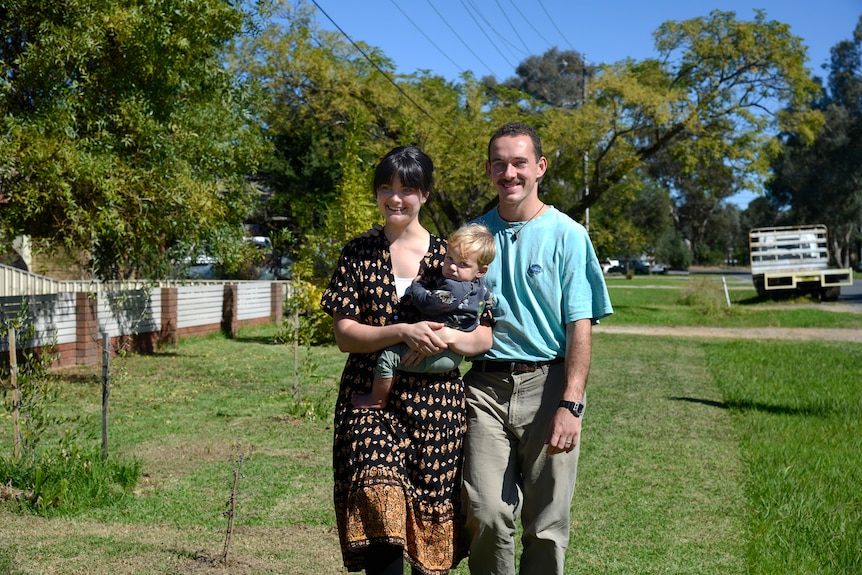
[494, 47, 588, 109]
[231, 1, 519, 281]
[230, 1, 408, 275]
[767, 16, 862, 268]
[0, 0, 269, 279]
[532, 11, 822, 254]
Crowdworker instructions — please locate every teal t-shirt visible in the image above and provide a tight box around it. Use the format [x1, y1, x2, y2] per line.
[470, 206, 613, 362]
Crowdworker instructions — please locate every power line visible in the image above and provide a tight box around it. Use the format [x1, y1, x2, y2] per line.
[494, 0, 532, 56]
[309, 0, 452, 135]
[389, 0, 467, 75]
[424, 0, 499, 78]
[536, 0, 576, 51]
[505, 0, 558, 50]
[462, 0, 524, 66]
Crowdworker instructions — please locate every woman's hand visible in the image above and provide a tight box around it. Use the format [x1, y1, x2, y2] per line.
[401, 321, 447, 365]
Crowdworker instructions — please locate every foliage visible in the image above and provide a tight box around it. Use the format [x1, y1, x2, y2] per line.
[1, 307, 70, 459]
[655, 229, 692, 270]
[276, 279, 333, 345]
[678, 276, 733, 317]
[0, 445, 141, 514]
[229, 1, 396, 253]
[291, 119, 380, 283]
[231, 1, 519, 248]
[494, 47, 588, 109]
[1, 308, 140, 514]
[767, 16, 862, 268]
[537, 10, 823, 253]
[0, 0, 270, 279]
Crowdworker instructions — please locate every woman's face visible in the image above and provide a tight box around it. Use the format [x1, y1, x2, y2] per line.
[376, 174, 427, 225]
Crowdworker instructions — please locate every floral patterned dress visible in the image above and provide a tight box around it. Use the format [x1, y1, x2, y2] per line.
[320, 233, 470, 575]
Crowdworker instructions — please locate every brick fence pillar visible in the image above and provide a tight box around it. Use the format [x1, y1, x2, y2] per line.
[222, 284, 238, 338]
[76, 292, 99, 366]
[270, 283, 284, 325]
[160, 287, 178, 347]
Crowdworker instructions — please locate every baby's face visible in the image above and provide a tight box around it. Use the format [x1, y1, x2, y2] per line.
[443, 245, 486, 282]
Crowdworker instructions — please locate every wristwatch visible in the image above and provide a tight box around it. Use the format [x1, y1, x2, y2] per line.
[559, 400, 585, 418]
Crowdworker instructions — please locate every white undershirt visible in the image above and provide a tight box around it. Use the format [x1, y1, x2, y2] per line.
[394, 277, 413, 299]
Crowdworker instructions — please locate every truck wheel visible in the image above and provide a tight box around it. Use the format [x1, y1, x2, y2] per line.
[820, 287, 840, 302]
[754, 279, 766, 299]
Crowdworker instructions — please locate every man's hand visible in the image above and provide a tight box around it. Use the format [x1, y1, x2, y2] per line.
[545, 408, 581, 454]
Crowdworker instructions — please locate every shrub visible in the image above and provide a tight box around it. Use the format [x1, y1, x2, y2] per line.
[0, 445, 141, 515]
[678, 277, 731, 317]
[277, 279, 334, 345]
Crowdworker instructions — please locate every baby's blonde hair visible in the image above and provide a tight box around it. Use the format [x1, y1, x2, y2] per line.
[448, 223, 496, 267]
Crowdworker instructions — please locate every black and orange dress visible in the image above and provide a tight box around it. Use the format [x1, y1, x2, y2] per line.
[320, 233, 471, 575]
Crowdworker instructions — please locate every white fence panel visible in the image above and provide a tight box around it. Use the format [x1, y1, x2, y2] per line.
[238, 283, 272, 321]
[0, 292, 77, 351]
[97, 289, 161, 338]
[177, 285, 224, 329]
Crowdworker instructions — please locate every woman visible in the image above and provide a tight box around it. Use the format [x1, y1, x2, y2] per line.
[320, 146, 492, 575]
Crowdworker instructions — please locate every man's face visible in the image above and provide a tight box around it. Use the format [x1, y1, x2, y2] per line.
[485, 135, 547, 206]
[442, 244, 486, 282]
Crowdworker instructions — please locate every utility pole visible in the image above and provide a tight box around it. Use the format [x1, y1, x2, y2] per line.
[582, 54, 590, 233]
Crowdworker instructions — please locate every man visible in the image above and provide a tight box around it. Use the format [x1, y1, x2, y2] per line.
[463, 122, 613, 575]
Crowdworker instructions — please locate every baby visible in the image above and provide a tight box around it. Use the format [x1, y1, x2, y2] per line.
[352, 223, 496, 409]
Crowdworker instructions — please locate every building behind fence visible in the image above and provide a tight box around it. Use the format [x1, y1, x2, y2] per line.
[0, 264, 289, 368]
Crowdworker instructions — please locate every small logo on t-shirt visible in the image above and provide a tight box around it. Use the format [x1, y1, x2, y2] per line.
[528, 264, 543, 276]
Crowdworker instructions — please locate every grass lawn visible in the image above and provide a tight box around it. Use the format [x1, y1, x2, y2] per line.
[1, 275, 860, 574]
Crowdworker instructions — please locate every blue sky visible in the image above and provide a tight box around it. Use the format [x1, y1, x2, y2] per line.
[311, 1, 861, 206]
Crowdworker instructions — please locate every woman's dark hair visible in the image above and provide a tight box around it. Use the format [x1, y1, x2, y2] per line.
[373, 146, 434, 194]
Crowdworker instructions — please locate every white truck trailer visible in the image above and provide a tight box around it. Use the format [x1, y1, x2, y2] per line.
[749, 225, 853, 301]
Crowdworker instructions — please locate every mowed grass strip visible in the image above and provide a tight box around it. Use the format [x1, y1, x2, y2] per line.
[571, 333, 747, 575]
[705, 339, 862, 575]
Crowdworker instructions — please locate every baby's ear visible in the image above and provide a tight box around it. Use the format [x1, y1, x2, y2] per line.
[476, 264, 489, 278]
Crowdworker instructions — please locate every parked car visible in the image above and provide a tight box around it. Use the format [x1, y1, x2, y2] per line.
[608, 259, 660, 275]
[600, 258, 620, 274]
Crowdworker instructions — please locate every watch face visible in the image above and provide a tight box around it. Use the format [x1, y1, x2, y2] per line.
[560, 400, 584, 417]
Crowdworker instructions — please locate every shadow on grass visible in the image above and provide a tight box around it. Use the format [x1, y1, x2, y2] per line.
[669, 396, 728, 409]
[231, 334, 279, 345]
[670, 395, 833, 417]
[55, 373, 102, 385]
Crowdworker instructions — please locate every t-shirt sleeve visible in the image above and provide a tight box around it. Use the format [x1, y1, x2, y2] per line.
[562, 226, 614, 324]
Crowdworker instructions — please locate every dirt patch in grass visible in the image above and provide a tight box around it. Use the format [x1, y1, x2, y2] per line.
[128, 439, 239, 493]
[0, 513, 343, 575]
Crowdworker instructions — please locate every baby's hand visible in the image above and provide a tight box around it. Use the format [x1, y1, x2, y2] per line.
[351, 392, 387, 410]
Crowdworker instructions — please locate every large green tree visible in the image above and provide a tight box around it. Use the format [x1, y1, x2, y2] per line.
[0, 0, 269, 279]
[231, 1, 511, 281]
[767, 16, 862, 268]
[516, 11, 822, 256]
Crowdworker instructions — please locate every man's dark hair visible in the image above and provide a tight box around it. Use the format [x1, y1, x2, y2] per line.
[488, 122, 543, 161]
